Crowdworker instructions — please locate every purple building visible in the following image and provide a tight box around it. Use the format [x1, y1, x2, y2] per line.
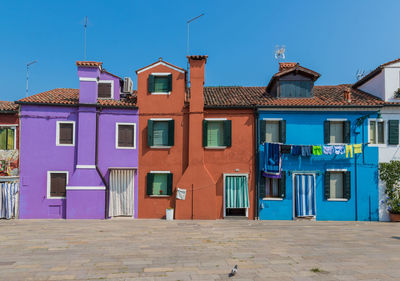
[17, 61, 138, 219]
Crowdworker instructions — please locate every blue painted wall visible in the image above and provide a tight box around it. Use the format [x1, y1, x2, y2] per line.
[258, 111, 379, 221]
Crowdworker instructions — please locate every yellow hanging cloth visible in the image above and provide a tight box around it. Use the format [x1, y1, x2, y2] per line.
[353, 144, 362, 154]
[345, 144, 353, 158]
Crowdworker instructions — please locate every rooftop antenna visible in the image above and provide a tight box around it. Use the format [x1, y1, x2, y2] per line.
[356, 69, 366, 81]
[84, 16, 87, 60]
[26, 60, 38, 97]
[275, 45, 286, 63]
[187, 13, 205, 58]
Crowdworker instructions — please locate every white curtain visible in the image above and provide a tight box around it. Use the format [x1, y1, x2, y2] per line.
[109, 169, 135, 217]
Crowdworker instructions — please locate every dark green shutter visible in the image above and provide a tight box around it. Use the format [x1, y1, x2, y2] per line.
[343, 120, 351, 143]
[147, 120, 154, 147]
[324, 121, 330, 144]
[324, 172, 331, 200]
[260, 120, 266, 143]
[224, 120, 232, 147]
[146, 173, 154, 195]
[279, 120, 286, 143]
[168, 120, 174, 146]
[167, 74, 172, 92]
[388, 120, 399, 145]
[278, 171, 286, 198]
[203, 120, 208, 147]
[148, 74, 155, 93]
[344, 171, 351, 199]
[259, 173, 266, 198]
[167, 173, 173, 195]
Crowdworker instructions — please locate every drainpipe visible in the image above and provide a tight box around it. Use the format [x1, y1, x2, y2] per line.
[354, 131, 358, 221]
[254, 108, 259, 220]
[95, 107, 109, 219]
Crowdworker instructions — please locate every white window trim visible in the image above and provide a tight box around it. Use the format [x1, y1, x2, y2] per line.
[326, 118, 348, 121]
[0, 125, 17, 150]
[223, 173, 249, 218]
[98, 80, 114, 99]
[327, 198, 349, 202]
[262, 197, 283, 201]
[149, 119, 172, 148]
[76, 165, 96, 169]
[205, 146, 227, 150]
[150, 118, 173, 121]
[66, 186, 105, 190]
[326, 168, 347, 172]
[149, 171, 171, 197]
[205, 118, 227, 121]
[56, 121, 75, 147]
[150, 146, 172, 149]
[262, 118, 283, 121]
[79, 77, 98, 82]
[326, 170, 348, 201]
[204, 119, 228, 149]
[150, 73, 172, 95]
[115, 122, 136, 150]
[137, 62, 185, 74]
[367, 118, 386, 147]
[47, 171, 68, 199]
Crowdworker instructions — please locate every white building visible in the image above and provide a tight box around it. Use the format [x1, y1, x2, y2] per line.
[353, 58, 400, 221]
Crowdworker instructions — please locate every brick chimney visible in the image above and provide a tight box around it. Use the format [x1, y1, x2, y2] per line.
[344, 87, 352, 103]
[279, 62, 298, 72]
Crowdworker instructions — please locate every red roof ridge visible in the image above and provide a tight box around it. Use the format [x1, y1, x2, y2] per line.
[136, 59, 185, 74]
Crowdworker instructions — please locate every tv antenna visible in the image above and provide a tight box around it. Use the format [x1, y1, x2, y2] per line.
[84, 16, 87, 60]
[356, 69, 366, 81]
[275, 45, 286, 62]
[26, 60, 38, 97]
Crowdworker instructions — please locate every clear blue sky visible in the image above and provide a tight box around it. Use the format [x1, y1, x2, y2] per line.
[0, 0, 399, 101]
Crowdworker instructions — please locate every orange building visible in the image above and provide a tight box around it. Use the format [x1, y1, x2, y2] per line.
[136, 56, 255, 219]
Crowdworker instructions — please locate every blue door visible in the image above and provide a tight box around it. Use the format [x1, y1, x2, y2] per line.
[295, 174, 316, 217]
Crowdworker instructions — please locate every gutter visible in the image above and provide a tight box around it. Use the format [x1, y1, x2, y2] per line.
[95, 107, 109, 219]
[254, 110, 259, 220]
[15, 101, 138, 109]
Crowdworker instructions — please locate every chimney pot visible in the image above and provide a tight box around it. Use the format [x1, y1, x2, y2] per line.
[344, 88, 352, 103]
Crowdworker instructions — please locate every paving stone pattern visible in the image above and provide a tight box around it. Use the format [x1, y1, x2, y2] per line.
[0, 219, 399, 280]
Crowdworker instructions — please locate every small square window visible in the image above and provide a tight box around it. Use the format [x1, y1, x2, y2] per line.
[98, 82, 112, 98]
[154, 76, 170, 93]
[325, 171, 350, 200]
[48, 172, 67, 198]
[265, 121, 280, 143]
[147, 172, 173, 196]
[330, 121, 344, 143]
[148, 120, 174, 147]
[369, 120, 385, 144]
[57, 122, 75, 146]
[329, 172, 344, 199]
[116, 123, 136, 149]
[207, 121, 224, 147]
[0, 127, 15, 150]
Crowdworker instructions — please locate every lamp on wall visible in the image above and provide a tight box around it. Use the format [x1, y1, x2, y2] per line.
[376, 111, 383, 122]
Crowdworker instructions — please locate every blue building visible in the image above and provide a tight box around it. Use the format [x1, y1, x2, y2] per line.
[256, 63, 383, 221]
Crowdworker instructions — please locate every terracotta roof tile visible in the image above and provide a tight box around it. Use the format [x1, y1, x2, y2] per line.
[76, 61, 103, 68]
[17, 88, 137, 108]
[0, 101, 18, 112]
[279, 62, 298, 71]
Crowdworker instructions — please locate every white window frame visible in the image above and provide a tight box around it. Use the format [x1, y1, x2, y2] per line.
[47, 171, 68, 199]
[368, 118, 386, 147]
[223, 173, 249, 218]
[262, 177, 283, 201]
[204, 118, 227, 149]
[115, 122, 136, 149]
[326, 169, 349, 202]
[149, 171, 171, 197]
[98, 80, 114, 99]
[262, 118, 283, 144]
[0, 124, 17, 150]
[150, 73, 171, 95]
[56, 121, 75, 147]
[149, 118, 173, 149]
[326, 118, 347, 145]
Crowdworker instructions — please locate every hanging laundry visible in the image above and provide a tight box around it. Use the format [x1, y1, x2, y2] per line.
[281, 144, 292, 154]
[301, 145, 312, 157]
[345, 145, 353, 158]
[334, 145, 345, 155]
[312, 146, 323, 156]
[291, 145, 302, 156]
[353, 144, 362, 154]
[263, 143, 281, 178]
[323, 145, 334, 155]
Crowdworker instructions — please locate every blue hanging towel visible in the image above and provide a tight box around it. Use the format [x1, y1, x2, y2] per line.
[263, 143, 281, 178]
[301, 145, 312, 157]
[291, 145, 302, 156]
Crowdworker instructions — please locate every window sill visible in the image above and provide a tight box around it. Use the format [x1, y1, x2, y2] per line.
[205, 146, 227, 150]
[116, 146, 136, 150]
[150, 146, 172, 149]
[56, 144, 75, 147]
[151, 92, 171, 95]
[367, 144, 386, 147]
[327, 198, 348, 202]
[262, 197, 283, 201]
[149, 195, 171, 198]
[47, 196, 66, 200]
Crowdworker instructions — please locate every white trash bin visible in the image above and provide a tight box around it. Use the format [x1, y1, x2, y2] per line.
[166, 208, 174, 220]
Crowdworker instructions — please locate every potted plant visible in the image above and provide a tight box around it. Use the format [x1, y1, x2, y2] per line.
[379, 161, 400, 221]
[394, 88, 400, 99]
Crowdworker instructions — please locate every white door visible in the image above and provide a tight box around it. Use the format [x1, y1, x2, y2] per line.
[109, 169, 135, 217]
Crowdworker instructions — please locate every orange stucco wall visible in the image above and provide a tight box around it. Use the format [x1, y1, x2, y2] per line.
[137, 59, 254, 219]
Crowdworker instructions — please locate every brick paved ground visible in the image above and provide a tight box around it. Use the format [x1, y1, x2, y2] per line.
[0, 219, 399, 280]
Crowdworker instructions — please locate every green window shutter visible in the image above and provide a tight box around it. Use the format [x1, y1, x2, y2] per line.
[167, 173, 173, 195]
[260, 120, 266, 143]
[224, 120, 232, 147]
[167, 74, 172, 92]
[344, 171, 351, 199]
[146, 173, 154, 195]
[168, 120, 174, 146]
[388, 120, 399, 145]
[343, 120, 351, 144]
[259, 174, 266, 198]
[148, 74, 155, 93]
[203, 120, 208, 147]
[324, 172, 331, 200]
[324, 121, 330, 144]
[279, 120, 286, 143]
[278, 171, 286, 198]
[0, 129, 6, 150]
[147, 120, 154, 147]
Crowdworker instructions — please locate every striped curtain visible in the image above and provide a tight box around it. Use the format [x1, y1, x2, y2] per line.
[0, 182, 19, 219]
[295, 174, 316, 217]
[109, 169, 135, 217]
[226, 176, 249, 208]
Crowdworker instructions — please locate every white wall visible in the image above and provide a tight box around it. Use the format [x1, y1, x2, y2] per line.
[359, 70, 385, 100]
[384, 62, 400, 102]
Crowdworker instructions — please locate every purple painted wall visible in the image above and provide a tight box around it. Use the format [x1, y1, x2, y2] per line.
[19, 64, 138, 219]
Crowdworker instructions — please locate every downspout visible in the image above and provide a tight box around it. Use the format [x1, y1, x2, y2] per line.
[254, 108, 259, 220]
[95, 107, 109, 219]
